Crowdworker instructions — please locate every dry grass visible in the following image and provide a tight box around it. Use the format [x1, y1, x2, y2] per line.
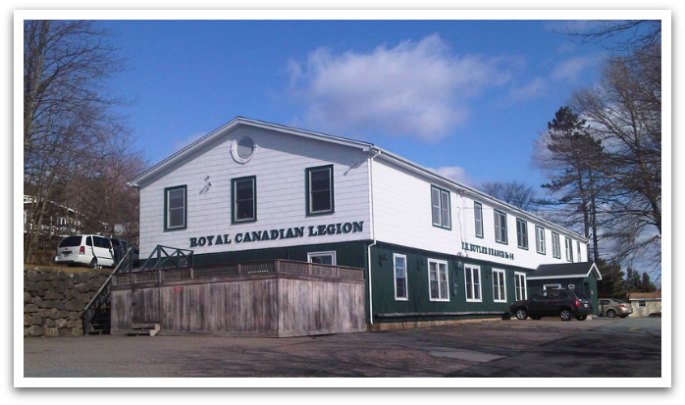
[23, 263, 98, 273]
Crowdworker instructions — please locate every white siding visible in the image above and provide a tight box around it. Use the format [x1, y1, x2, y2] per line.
[138, 125, 370, 258]
[371, 158, 588, 269]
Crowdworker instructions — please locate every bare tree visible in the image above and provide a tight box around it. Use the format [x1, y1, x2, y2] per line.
[479, 181, 540, 212]
[572, 44, 661, 266]
[23, 20, 128, 263]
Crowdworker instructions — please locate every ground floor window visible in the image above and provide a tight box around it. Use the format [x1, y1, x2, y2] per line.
[514, 271, 527, 301]
[307, 251, 337, 265]
[393, 254, 408, 301]
[492, 268, 506, 303]
[464, 264, 482, 302]
[428, 259, 449, 301]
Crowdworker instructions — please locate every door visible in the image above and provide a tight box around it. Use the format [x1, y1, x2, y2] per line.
[92, 236, 115, 267]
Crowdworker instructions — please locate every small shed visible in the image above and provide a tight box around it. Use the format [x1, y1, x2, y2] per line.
[526, 262, 602, 316]
[627, 291, 661, 317]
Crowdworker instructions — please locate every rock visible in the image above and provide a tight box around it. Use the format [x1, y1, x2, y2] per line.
[27, 325, 44, 337]
[56, 318, 68, 329]
[70, 327, 82, 336]
[30, 295, 43, 307]
[44, 327, 59, 337]
[25, 304, 39, 313]
[45, 318, 55, 327]
[44, 290, 64, 300]
[30, 314, 42, 325]
[24, 291, 31, 303]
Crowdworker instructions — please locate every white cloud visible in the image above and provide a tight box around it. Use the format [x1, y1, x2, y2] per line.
[288, 34, 511, 142]
[551, 55, 598, 83]
[430, 165, 471, 185]
[509, 77, 548, 101]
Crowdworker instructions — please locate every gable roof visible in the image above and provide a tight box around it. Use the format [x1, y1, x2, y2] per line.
[128, 116, 588, 242]
[527, 262, 602, 280]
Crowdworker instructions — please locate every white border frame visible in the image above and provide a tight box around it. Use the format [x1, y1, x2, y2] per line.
[307, 250, 337, 265]
[514, 271, 528, 301]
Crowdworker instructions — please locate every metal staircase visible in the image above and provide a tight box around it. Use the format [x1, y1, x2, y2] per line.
[80, 245, 194, 335]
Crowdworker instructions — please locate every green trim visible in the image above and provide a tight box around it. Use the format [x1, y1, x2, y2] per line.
[474, 201, 484, 239]
[231, 175, 257, 224]
[516, 217, 529, 250]
[305, 164, 335, 216]
[430, 185, 452, 230]
[164, 185, 187, 231]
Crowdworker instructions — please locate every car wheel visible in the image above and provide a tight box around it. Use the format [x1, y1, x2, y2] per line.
[515, 308, 528, 320]
[560, 309, 573, 321]
[90, 258, 101, 270]
[606, 309, 616, 319]
[575, 315, 587, 321]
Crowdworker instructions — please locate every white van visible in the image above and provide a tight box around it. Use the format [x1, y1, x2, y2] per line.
[54, 235, 115, 269]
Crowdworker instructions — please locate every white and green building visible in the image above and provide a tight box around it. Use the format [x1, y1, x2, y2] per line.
[129, 117, 600, 329]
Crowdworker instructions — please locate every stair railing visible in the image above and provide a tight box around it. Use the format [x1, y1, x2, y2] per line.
[81, 247, 134, 334]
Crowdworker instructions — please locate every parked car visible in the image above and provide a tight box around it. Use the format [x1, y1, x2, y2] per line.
[598, 298, 633, 318]
[54, 234, 116, 269]
[510, 288, 592, 321]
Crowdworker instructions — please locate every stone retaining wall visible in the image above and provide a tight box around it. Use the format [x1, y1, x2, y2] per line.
[24, 269, 110, 337]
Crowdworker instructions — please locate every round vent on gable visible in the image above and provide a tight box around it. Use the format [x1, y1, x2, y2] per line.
[231, 136, 256, 163]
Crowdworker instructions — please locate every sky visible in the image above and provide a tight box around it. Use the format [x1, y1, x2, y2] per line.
[97, 17, 629, 190]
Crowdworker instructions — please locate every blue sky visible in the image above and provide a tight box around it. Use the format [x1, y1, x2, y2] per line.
[100, 19, 628, 189]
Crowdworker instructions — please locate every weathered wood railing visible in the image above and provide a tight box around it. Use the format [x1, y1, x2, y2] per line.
[112, 259, 363, 287]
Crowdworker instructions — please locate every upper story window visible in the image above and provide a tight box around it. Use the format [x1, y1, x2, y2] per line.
[516, 218, 528, 249]
[552, 232, 561, 258]
[231, 136, 256, 164]
[306, 165, 334, 216]
[494, 210, 508, 244]
[164, 185, 187, 231]
[474, 201, 484, 238]
[431, 186, 451, 229]
[577, 241, 582, 262]
[535, 225, 546, 254]
[565, 237, 574, 262]
[232, 176, 256, 223]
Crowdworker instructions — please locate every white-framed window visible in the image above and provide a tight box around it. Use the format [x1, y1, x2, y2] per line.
[577, 241, 582, 262]
[232, 176, 256, 223]
[306, 165, 334, 215]
[514, 271, 527, 301]
[516, 218, 528, 249]
[552, 232, 561, 259]
[464, 264, 482, 302]
[474, 201, 484, 238]
[428, 259, 449, 301]
[565, 237, 573, 262]
[393, 254, 408, 301]
[543, 283, 562, 291]
[535, 225, 546, 254]
[494, 210, 508, 244]
[307, 251, 337, 265]
[492, 268, 507, 303]
[164, 185, 187, 231]
[431, 186, 451, 229]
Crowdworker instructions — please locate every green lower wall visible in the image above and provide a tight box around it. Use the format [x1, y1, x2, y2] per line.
[148, 240, 599, 323]
[367, 242, 535, 323]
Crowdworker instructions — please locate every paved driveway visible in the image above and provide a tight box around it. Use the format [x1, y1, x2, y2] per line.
[22, 317, 661, 379]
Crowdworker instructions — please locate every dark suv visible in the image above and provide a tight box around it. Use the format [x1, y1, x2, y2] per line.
[510, 288, 592, 321]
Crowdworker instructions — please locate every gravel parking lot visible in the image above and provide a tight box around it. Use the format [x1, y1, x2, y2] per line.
[22, 316, 661, 379]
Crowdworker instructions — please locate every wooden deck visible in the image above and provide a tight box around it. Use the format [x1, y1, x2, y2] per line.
[110, 260, 366, 337]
